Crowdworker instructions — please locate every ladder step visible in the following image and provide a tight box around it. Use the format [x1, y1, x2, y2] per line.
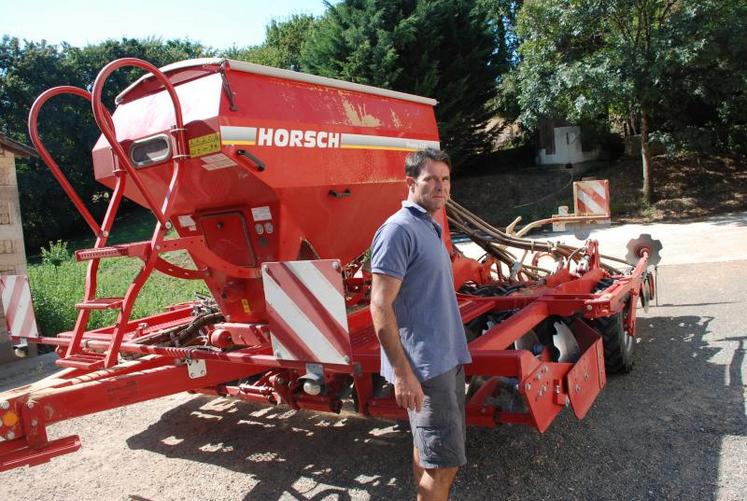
[75, 297, 124, 310]
[75, 242, 150, 261]
[55, 353, 105, 370]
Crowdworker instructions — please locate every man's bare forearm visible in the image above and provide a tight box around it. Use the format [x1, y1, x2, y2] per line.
[370, 272, 423, 411]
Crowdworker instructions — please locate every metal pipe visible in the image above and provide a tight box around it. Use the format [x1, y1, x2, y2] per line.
[447, 200, 625, 273]
[27, 87, 102, 237]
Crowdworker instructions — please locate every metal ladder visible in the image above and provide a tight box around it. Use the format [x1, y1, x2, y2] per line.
[28, 58, 189, 370]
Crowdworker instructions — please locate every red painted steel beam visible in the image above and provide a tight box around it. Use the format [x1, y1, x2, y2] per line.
[0, 436, 81, 472]
[12, 360, 260, 436]
[0, 359, 264, 470]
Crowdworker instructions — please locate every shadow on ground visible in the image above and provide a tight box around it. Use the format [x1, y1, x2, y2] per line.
[127, 394, 414, 500]
[126, 309, 744, 500]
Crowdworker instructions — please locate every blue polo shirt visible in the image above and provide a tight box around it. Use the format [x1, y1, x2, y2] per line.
[371, 201, 471, 383]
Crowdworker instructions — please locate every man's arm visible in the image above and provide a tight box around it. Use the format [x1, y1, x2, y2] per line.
[370, 272, 424, 412]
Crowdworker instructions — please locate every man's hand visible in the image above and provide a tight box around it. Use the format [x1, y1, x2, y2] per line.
[394, 368, 424, 412]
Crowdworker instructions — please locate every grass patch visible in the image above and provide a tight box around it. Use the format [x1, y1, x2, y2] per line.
[28, 210, 208, 337]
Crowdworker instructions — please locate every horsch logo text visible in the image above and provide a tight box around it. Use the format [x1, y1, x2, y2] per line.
[258, 128, 341, 148]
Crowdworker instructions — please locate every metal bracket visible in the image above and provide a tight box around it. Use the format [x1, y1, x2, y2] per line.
[304, 362, 324, 379]
[219, 60, 238, 111]
[186, 358, 207, 379]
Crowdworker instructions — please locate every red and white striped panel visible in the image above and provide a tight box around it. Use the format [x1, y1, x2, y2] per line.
[262, 260, 351, 365]
[0, 275, 40, 340]
[573, 180, 610, 216]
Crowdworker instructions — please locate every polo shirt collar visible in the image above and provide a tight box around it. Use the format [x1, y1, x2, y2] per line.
[402, 200, 443, 238]
[402, 200, 428, 216]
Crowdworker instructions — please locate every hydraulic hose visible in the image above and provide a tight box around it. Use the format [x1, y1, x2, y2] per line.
[446, 200, 624, 275]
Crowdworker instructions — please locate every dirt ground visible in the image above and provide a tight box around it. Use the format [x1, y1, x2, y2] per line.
[1, 258, 745, 499]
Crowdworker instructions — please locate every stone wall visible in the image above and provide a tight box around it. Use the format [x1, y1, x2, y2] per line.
[0, 146, 31, 364]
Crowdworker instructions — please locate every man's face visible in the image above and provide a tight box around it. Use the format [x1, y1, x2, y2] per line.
[406, 159, 451, 215]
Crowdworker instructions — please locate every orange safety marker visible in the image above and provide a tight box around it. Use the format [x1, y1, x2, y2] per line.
[573, 179, 611, 218]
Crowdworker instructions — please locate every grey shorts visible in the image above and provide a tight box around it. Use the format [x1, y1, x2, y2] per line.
[408, 365, 467, 469]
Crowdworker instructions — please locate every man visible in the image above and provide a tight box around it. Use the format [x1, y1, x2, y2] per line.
[370, 148, 471, 501]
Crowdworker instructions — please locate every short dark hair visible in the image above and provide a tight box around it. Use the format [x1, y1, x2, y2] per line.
[405, 148, 451, 178]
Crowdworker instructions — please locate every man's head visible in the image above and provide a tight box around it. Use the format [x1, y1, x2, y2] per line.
[405, 148, 451, 215]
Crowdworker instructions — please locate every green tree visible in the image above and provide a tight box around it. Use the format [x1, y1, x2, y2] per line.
[515, 0, 747, 203]
[0, 36, 209, 251]
[301, 0, 503, 167]
[652, 2, 747, 154]
[479, 0, 525, 129]
[222, 14, 317, 69]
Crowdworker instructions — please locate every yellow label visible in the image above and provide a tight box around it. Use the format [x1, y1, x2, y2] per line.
[188, 132, 221, 158]
[241, 298, 252, 314]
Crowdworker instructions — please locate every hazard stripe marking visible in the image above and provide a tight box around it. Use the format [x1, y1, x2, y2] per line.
[579, 182, 608, 212]
[574, 180, 609, 216]
[270, 335, 296, 361]
[0, 275, 39, 339]
[285, 261, 348, 331]
[11, 282, 31, 337]
[2, 275, 18, 311]
[585, 187, 608, 211]
[589, 182, 606, 199]
[5, 276, 24, 323]
[313, 261, 351, 302]
[16, 294, 36, 339]
[267, 310, 317, 361]
[577, 190, 606, 215]
[263, 269, 348, 365]
[266, 264, 350, 358]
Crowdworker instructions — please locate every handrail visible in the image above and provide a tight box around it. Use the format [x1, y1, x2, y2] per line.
[90, 58, 189, 226]
[27, 86, 103, 237]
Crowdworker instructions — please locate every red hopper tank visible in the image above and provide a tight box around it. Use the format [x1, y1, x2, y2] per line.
[91, 58, 440, 322]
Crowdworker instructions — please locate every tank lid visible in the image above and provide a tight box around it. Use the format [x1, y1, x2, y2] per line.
[116, 58, 438, 106]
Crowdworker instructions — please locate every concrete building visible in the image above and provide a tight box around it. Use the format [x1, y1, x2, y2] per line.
[536, 119, 601, 166]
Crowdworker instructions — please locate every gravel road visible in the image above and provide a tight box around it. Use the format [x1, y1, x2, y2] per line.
[1, 218, 745, 501]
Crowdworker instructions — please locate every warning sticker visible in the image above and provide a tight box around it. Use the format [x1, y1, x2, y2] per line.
[251, 206, 272, 221]
[200, 153, 238, 171]
[189, 132, 221, 158]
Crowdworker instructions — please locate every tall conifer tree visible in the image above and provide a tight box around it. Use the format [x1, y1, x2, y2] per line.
[302, 0, 503, 167]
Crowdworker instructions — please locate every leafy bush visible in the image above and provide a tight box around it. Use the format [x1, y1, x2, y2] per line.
[40, 239, 70, 267]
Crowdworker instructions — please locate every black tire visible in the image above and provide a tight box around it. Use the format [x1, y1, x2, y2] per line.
[592, 297, 635, 374]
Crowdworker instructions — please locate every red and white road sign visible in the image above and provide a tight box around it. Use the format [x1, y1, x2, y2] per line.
[573, 180, 610, 216]
[0, 274, 40, 341]
[262, 259, 351, 365]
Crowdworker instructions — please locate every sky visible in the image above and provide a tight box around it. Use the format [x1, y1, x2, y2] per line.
[0, 0, 331, 50]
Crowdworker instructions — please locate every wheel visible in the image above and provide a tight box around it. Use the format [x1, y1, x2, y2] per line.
[592, 297, 635, 374]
